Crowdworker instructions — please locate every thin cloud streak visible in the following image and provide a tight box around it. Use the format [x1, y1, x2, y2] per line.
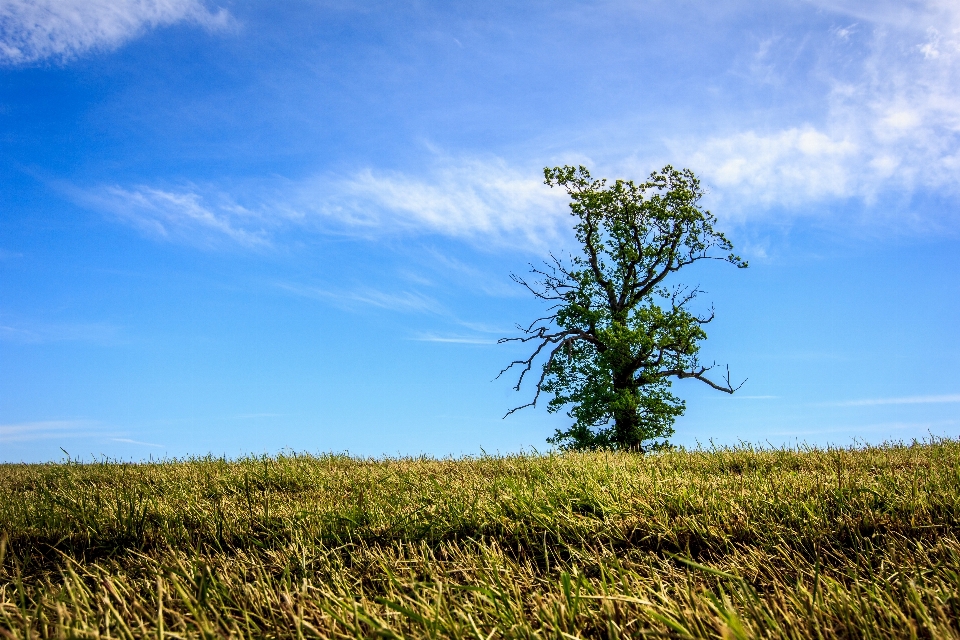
[411, 334, 497, 345]
[769, 419, 958, 437]
[0, 320, 123, 345]
[0, 420, 109, 442]
[834, 394, 960, 406]
[275, 282, 445, 315]
[110, 437, 165, 448]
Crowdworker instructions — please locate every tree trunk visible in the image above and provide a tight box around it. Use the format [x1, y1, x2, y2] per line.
[611, 368, 641, 450]
[613, 413, 641, 451]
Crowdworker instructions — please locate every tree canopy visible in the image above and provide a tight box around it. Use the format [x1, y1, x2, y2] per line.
[500, 165, 747, 451]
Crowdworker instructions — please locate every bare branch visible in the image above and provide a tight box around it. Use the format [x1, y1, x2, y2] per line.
[498, 330, 597, 417]
[496, 328, 576, 389]
[662, 364, 746, 394]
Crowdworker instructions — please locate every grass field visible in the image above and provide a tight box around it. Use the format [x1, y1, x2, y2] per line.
[2, 439, 960, 638]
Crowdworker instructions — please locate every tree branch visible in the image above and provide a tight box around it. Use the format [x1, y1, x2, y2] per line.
[497, 330, 598, 417]
[661, 364, 746, 394]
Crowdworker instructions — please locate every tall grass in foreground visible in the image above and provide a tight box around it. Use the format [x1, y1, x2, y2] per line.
[2, 440, 960, 638]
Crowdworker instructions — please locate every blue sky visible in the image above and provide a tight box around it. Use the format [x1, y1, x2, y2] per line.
[2, 0, 959, 461]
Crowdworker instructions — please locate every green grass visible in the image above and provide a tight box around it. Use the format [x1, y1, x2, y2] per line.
[2, 439, 960, 638]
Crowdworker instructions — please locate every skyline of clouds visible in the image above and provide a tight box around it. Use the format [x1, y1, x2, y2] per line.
[42, 0, 959, 250]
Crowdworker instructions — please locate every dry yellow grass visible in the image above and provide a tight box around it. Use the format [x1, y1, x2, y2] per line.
[2, 439, 959, 638]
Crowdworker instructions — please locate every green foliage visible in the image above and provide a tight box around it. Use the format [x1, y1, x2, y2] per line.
[502, 165, 746, 451]
[2, 440, 960, 638]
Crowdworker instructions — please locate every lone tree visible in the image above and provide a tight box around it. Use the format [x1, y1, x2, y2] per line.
[499, 165, 747, 451]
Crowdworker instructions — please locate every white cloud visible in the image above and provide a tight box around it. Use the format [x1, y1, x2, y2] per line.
[669, 0, 960, 215]
[683, 127, 857, 209]
[0, 0, 232, 64]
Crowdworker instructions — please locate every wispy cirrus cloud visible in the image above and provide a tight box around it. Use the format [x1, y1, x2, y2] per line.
[75, 157, 569, 251]
[322, 159, 568, 245]
[0, 0, 233, 65]
[81, 185, 273, 249]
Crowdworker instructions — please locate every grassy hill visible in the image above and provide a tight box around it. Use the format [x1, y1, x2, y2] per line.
[2, 439, 959, 638]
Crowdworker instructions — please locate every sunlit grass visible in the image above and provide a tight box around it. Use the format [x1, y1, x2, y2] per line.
[2, 439, 959, 638]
